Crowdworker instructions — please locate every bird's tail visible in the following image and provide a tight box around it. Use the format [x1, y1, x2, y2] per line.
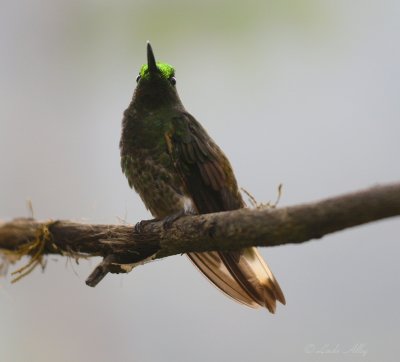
[187, 247, 285, 312]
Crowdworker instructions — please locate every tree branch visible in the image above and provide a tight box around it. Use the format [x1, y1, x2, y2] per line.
[1, 182, 399, 286]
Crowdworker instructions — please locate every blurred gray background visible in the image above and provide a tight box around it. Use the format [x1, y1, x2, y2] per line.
[1, 0, 399, 361]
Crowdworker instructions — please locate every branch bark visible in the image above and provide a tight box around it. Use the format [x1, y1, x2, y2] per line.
[1, 182, 399, 286]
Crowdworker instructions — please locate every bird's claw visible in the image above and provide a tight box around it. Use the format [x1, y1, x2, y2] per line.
[134, 218, 157, 233]
[162, 211, 186, 230]
[134, 211, 189, 233]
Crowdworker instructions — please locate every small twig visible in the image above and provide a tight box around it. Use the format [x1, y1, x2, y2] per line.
[85, 255, 121, 287]
[241, 183, 283, 208]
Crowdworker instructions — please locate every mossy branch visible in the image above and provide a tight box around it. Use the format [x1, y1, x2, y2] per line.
[1, 182, 399, 287]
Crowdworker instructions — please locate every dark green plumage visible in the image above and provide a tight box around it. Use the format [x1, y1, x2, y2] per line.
[120, 43, 285, 311]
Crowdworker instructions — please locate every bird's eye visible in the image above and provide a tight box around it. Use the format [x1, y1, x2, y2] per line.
[136, 75, 141, 83]
[169, 77, 176, 86]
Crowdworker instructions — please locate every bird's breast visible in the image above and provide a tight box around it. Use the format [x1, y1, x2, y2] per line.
[122, 147, 187, 218]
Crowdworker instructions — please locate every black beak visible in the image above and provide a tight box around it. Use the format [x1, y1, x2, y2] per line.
[147, 41, 158, 73]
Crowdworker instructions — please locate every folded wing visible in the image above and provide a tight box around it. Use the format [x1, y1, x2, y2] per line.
[167, 113, 286, 312]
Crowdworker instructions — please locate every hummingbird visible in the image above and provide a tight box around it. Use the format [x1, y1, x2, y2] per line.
[120, 42, 286, 312]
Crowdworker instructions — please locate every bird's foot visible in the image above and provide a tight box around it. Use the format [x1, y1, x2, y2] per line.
[134, 218, 159, 233]
[162, 209, 195, 230]
[162, 211, 185, 230]
[135, 209, 195, 232]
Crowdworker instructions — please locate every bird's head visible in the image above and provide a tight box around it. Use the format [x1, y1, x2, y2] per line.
[132, 42, 181, 110]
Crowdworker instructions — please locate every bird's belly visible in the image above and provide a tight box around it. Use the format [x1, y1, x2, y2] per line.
[124, 154, 187, 218]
